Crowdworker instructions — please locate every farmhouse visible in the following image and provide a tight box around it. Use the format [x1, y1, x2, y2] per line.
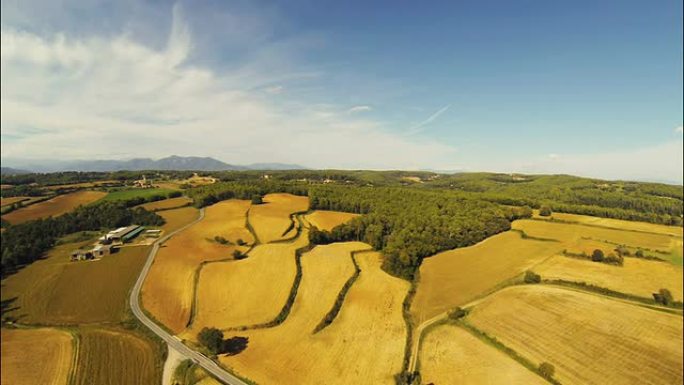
[70, 250, 94, 262]
[102, 225, 145, 243]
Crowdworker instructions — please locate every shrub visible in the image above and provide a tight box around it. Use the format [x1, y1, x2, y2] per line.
[524, 270, 541, 284]
[653, 288, 673, 306]
[251, 195, 263, 205]
[603, 252, 624, 266]
[591, 249, 605, 262]
[447, 307, 467, 320]
[233, 250, 247, 260]
[168, 190, 183, 198]
[236, 238, 247, 246]
[635, 249, 644, 258]
[539, 206, 552, 217]
[538, 362, 555, 379]
[214, 235, 231, 245]
[615, 246, 630, 256]
[198, 327, 224, 355]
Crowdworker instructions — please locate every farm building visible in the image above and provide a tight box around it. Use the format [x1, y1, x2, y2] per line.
[92, 244, 114, 257]
[70, 250, 94, 262]
[103, 225, 144, 243]
[144, 229, 162, 238]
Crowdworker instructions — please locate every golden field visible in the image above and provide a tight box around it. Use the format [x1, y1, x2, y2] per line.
[1, 242, 150, 324]
[536, 254, 683, 301]
[220, 247, 408, 385]
[249, 193, 309, 243]
[419, 324, 546, 385]
[1, 328, 74, 385]
[72, 327, 162, 385]
[2, 190, 106, 224]
[468, 285, 683, 385]
[142, 200, 251, 333]
[157, 206, 201, 234]
[412, 231, 563, 322]
[533, 210, 684, 237]
[304, 210, 359, 231]
[182, 229, 309, 336]
[139, 196, 193, 211]
[0, 196, 29, 207]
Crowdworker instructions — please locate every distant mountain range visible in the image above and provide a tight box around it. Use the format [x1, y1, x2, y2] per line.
[0, 156, 307, 173]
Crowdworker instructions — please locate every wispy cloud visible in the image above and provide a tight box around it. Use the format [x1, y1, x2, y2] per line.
[347, 105, 372, 114]
[407, 104, 451, 135]
[265, 85, 284, 94]
[676, 125, 683, 134]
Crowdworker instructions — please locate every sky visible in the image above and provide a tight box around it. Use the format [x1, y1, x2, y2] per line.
[1, 0, 682, 183]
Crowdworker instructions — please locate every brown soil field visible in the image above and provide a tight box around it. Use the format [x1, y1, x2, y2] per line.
[73, 327, 162, 385]
[468, 285, 684, 385]
[1, 190, 107, 224]
[419, 324, 546, 385]
[533, 210, 684, 237]
[249, 193, 309, 243]
[1, 327, 74, 385]
[304, 210, 359, 231]
[219, 247, 409, 385]
[1, 243, 150, 324]
[142, 200, 252, 333]
[0, 196, 29, 207]
[183, 227, 310, 336]
[139, 196, 193, 211]
[536, 254, 683, 301]
[412, 231, 563, 323]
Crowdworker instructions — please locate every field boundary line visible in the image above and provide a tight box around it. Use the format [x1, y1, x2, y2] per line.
[530, 217, 681, 238]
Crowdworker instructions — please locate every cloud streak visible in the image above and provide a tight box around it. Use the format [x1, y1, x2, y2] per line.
[407, 104, 451, 135]
[347, 105, 372, 114]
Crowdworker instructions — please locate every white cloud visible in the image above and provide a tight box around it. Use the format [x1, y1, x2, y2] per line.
[0, 8, 457, 170]
[265, 85, 284, 94]
[407, 104, 451, 135]
[347, 105, 372, 114]
[547, 153, 560, 160]
[676, 125, 683, 134]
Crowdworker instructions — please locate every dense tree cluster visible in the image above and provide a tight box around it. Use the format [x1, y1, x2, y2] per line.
[185, 181, 308, 207]
[1, 202, 163, 275]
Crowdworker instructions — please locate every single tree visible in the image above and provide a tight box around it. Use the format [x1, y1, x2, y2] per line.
[538, 362, 555, 379]
[539, 206, 552, 217]
[233, 249, 247, 260]
[251, 195, 263, 205]
[448, 307, 467, 320]
[198, 327, 224, 355]
[591, 249, 605, 262]
[524, 270, 541, 284]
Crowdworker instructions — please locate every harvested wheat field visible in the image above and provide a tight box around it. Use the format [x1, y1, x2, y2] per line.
[533, 210, 684, 237]
[219, 247, 409, 385]
[412, 231, 563, 322]
[467, 285, 683, 385]
[0, 196, 28, 207]
[140, 196, 193, 211]
[157, 206, 200, 234]
[73, 327, 162, 385]
[536, 254, 683, 301]
[1, 327, 74, 385]
[183, 228, 311, 336]
[419, 324, 546, 385]
[1, 243, 150, 324]
[249, 193, 309, 243]
[304, 210, 359, 231]
[2, 190, 106, 224]
[142, 200, 252, 333]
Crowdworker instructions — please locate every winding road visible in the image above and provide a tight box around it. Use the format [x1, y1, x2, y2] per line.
[129, 208, 249, 385]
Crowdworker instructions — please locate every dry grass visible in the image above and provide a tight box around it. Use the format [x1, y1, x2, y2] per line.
[157, 206, 200, 234]
[1, 327, 74, 385]
[139, 196, 192, 211]
[419, 324, 546, 385]
[468, 285, 683, 385]
[304, 210, 359, 231]
[249, 193, 309, 243]
[1, 243, 150, 324]
[0, 196, 29, 207]
[73, 327, 162, 385]
[182, 231, 309, 336]
[1, 190, 107, 224]
[141, 200, 252, 333]
[412, 231, 563, 323]
[219, 247, 409, 385]
[45, 180, 119, 190]
[536, 254, 683, 301]
[534, 210, 684, 237]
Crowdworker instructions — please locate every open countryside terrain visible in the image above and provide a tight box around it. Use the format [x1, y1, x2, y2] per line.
[304, 210, 359, 231]
[139, 196, 193, 211]
[1, 190, 106, 224]
[249, 193, 309, 243]
[1, 327, 74, 385]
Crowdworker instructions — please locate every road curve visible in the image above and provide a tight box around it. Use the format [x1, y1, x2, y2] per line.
[129, 208, 249, 385]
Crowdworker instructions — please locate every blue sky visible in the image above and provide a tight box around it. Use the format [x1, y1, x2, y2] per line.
[1, 0, 682, 182]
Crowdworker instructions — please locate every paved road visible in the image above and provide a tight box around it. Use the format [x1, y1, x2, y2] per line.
[129, 208, 249, 385]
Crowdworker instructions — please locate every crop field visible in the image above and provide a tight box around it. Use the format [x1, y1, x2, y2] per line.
[249, 193, 309, 243]
[467, 285, 683, 385]
[1, 327, 74, 385]
[141, 200, 252, 333]
[100, 187, 176, 202]
[182, 230, 310, 336]
[45, 180, 120, 190]
[533, 210, 684, 237]
[220, 247, 409, 385]
[1, 242, 150, 324]
[1, 190, 107, 224]
[73, 327, 162, 385]
[304, 210, 359, 231]
[536, 254, 683, 301]
[139, 196, 193, 211]
[0, 196, 29, 207]
[412, 231, 563, 322]
[419, 324, 546, 385]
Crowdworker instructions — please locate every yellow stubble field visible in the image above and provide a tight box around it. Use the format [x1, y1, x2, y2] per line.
[467, 285, 683, 385]
[139, 196, 193, 211]
[1, 327, 74, 385]
[0, 196, 29, 207]
[249, 193, 309, 243]
[141, 200, 252, 333]
[412, 231, 564, 323]
[2, 190, 107, 224]
[304, 210, 359, 231]
[533, 210, 684, 237]
[419, 324, 546, 385]
[157, 206, 200, 234]
[218, 247, 409, 385]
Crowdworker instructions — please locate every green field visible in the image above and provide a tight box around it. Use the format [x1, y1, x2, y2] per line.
[100, 188, 176, 202]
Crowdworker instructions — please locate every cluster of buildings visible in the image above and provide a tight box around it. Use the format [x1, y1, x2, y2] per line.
[70, 225, 145, 262]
